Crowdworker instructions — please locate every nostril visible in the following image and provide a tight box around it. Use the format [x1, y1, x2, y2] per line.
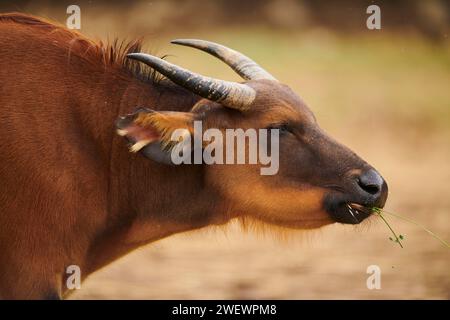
[357, 169, 384, 196]
[357, 180, 380, 195]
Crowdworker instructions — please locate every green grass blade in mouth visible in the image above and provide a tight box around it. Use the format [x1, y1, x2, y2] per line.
[379, 209, 449, 248]
[372, 207, 449, 249]
[373, 209, 404, 248]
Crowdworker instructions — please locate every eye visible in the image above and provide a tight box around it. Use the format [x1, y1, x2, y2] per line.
[266, 123, 292, 135]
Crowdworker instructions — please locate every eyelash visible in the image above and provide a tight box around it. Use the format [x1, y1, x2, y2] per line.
[267, 123, 292, 134]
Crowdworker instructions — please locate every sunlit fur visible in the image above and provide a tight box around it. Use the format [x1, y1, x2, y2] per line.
[0, 13, 164, 83]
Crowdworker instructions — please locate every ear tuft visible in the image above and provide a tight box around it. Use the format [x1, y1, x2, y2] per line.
[129, 139, 153, 153]
[116, 108, 161, 152]
[134, 111, 194, 150]
[116, 129, 129, 136]
[116, 107, 195, 164]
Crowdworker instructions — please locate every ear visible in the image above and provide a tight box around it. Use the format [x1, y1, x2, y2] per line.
[116, 107, 194, 164]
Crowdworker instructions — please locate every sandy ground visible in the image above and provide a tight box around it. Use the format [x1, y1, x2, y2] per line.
[72, 127, 450, 299]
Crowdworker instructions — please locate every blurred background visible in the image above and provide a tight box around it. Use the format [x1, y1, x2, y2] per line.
[1, 0, 449, 299]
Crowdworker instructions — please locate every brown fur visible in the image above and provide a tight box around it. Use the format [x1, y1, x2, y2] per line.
[0, 13, 163, 84]
[0, 13, 202, 299]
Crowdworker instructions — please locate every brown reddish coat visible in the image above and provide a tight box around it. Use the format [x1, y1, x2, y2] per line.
[0, 13, 210, 299]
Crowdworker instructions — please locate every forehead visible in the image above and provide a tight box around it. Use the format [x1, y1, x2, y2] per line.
[244, 81, 316, 124]
[194, 81, 316, 127]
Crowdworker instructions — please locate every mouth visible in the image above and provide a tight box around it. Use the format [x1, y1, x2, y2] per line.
[323, 187, 387, 225]
[325, 198, 377, 225]
[345, 202, 375, 224]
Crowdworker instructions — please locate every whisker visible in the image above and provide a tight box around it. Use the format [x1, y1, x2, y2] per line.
[347, 207, 359, 223]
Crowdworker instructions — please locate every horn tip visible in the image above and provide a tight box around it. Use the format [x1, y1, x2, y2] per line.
[171, 39, 190, 45]
[171, 39, 204, 46]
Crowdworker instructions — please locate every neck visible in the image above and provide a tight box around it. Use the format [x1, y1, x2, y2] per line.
[82, 75, 230, 275]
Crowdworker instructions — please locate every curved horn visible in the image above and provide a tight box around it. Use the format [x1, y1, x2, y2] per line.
[127, 53, 256, 110]
[171, 39, 277, 81]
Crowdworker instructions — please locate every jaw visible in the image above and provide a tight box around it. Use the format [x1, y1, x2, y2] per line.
[323, 192, 381, 225]
[237, 215, 335, 235]
[215, 176, 339, 230]
[223, 184, 334, 228]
